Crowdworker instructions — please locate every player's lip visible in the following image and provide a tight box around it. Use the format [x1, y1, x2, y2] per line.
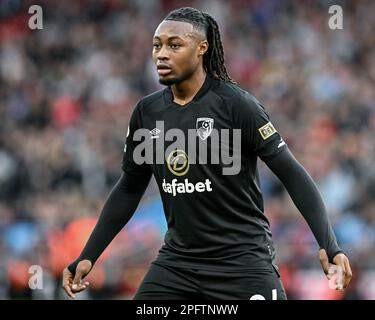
[157, 63, 172, 70]
[157, 63, 172, 75]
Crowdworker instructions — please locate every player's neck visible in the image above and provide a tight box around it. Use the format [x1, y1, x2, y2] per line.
[171, 68, 206, 106]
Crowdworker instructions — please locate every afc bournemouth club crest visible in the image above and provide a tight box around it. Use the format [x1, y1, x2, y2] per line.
[196, 117, 214, 140]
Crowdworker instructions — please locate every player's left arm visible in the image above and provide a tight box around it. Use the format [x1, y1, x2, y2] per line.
[264, 148, 352, 289]
[235, 92, 352, 289]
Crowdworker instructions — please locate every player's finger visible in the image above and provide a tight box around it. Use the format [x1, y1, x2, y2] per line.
[336, 262, 349, 291]
[63, 284, 76, 299]
[72, 282, 90, 293]
[343, 259, 352, 289]
[62, 268, 76, 298]
[319, 249, 330, 276]
[62, 268, 73, 284]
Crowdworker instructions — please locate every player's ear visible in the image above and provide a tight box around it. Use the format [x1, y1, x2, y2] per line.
[198, 40, 208, 56]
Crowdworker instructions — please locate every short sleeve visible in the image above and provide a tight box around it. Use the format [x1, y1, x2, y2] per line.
[233, 93, 287, 161]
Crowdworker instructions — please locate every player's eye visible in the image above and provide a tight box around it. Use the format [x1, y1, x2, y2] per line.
[170, 43, 181, 49]
[153, 43, 161, 49]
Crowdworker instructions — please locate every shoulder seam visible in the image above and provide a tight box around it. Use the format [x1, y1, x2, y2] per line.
[211, 87, 234, 125]
[138, 89, 165, 111]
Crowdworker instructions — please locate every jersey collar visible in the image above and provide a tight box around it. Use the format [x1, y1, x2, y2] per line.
[163, 75, 213, 107]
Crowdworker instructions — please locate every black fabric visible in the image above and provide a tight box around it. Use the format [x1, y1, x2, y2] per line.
[67, 170, 151, 274]
[121, 76, 289, 272]
[264, 148, 343, 263]
[67, 75, 343, 276]
[133, 262, 287, 300]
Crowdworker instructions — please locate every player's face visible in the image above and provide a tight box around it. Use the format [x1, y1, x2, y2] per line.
[152, 20, 207, 86]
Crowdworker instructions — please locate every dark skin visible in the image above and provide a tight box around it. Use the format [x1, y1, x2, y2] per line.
[152, 20, 208, 105]
[319, 249, 352, 290]
[62, 20, 352, 299]
[62, 260, 91, 299]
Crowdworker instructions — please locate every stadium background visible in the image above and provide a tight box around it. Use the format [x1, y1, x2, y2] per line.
[0, 0, 374, 299]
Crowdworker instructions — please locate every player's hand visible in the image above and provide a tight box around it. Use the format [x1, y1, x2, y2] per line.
[62, 259, 92, 299]
[319, 249, 352, 290]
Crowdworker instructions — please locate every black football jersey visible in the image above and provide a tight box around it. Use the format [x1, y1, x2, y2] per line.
[122, 76, 287, 271]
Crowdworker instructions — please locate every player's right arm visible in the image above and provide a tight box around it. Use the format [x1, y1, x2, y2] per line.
[62, 102, 152, 299]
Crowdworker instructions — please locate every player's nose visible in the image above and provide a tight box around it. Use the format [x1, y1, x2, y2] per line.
[156, 45, 170, 61]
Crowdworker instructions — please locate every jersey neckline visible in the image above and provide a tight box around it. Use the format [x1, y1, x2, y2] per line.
[163, 75, 214, 108]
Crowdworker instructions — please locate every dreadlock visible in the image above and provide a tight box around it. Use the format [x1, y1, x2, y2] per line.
[165, 7, 235, 83]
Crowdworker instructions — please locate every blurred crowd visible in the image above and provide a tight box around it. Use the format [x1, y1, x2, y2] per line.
[0, 0, 374, 299]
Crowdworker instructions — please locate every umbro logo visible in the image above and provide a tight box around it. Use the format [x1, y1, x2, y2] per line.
[150, 128, 161, 139]
[278, 138, 286, 148]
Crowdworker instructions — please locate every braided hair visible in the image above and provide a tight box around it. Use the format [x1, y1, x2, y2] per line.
[165, 7, 235, 83]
